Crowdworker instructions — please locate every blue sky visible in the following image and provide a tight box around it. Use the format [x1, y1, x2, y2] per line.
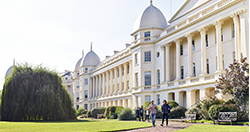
[0, 0, 186, 89]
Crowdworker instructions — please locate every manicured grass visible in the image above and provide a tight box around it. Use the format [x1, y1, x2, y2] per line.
[0, 119, 152, 132]
[176, 124, 249, 132]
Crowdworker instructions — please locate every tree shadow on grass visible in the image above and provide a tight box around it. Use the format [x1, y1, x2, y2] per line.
[2, 119, 98, 123]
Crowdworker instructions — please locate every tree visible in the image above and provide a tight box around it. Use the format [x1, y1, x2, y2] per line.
[1, 63, 76, 121]
[215, 57, 249, 118]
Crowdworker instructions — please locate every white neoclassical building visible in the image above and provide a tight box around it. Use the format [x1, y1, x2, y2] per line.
[61, 0, 249, 110]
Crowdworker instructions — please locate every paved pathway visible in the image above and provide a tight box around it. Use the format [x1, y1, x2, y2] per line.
[122, 120, 192, 132]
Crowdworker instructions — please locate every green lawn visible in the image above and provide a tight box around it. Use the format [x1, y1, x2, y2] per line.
[0, 119, 152, 132]
[176, 124, 249, 132]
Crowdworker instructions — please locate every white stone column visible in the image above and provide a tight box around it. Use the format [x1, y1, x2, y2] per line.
[129, 60, 132, 90]
[106, 71, 109, 95]
[122, 99, 126, 107]
[230, 13, 241, 61]
[110, 69, 113, 93]
[124, 63, 128, 91]
[95, 76, 98, 96]
[186, 90, 192, 108]
[119, 65, 122, 92]
[185, 33, 194, 77]
[115, 67, 118, 93]
[89, 78, 92, 97]
[160, 45, 166, 82]
[175, 91, 179, 105]
[128, 98, 132, 108]
[198, 27, 208, 75]
[102, 73, 105, 95]
[238, 10, 248, 59]
[213, 20, 224, 71]
[98, 74, 101, 96]
[174, 38, 182, 80]
[93, 77, 96, 97]
[165, 44, 171, 82]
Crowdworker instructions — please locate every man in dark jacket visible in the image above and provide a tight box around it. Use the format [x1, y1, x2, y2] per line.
[139, 105, 144, 121]
[161, 100, 171, 126]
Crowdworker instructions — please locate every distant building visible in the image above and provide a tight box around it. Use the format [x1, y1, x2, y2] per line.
[61, 0, 249, 110]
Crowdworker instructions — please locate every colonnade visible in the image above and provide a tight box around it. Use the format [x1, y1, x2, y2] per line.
[88, 60, 132, 98]
[88, 98, 133, 110]
[161, 10, 247, 82]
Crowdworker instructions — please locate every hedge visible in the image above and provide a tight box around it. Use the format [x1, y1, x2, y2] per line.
[118, 108, 133, 120]
[169, 106, 187, 119]
[208, 104, 239, 119]
[91, 107, 106, 118]
[115, 106, 124, 117]
[167, 100, 179, 109]
[104, 106, 121, 119]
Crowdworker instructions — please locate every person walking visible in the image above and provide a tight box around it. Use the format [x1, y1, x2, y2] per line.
[145, 109, 150, 122]
[147, 100, 158, 127]
[160, 100, 171, 127]
[139, 105, 144, 121]
[135, 107, 140, 121]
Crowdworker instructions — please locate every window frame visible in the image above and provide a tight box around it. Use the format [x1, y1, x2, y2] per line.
[144, 51, 151, 62]
[144, 71, 151, 86]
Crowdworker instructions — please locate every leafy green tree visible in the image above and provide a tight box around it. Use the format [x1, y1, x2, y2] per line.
[215, 57, 249, 119]
[1, 63, 76, 121]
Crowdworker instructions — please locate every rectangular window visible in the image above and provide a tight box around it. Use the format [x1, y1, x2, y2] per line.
[135, 54, 138, 65]
[127, 81, 130, 89]
[157, 70, 160, 84]
[232, 23, 235, 38]
[84, 90, 88, 98]
[207, 59, 209, 74]
[157, 95, 160, 105]
[135, 73, 138, 87]
[77, 93, 79, 100]
[144, 31, 150, 41]
[117, 69, 119, 77]
[192, 40, 195, 52]
[144, 51, 151, 62]
[85, 79, 88, 85]
[134, 34, 137, 40]
[222, 55, 225, 69]
[233, 52, 235, 61]
[77, 83, 79, 88]
[84, 104, 88, 110]
[221, 28, 223, 42]
[76, 105, 79, 110]
[122, 67, 124, 76]
[181, 66, 184, 79]
[145, 71, 151, 86]
[193, 63, 196, 77]
[180, 44, 183, 56]
[122, 82, 124, 91]
[136, 96, 138, 107]
[206, 34, 208, 47]
[145, 95, 151, 102]
[127, 65, 129, 74]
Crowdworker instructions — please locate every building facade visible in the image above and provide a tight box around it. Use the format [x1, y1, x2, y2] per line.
[61, 0, 249, 110]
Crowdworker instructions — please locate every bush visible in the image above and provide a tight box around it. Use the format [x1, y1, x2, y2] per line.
[169, 106, 187, 119]
[115, 106, 124, 117]
[76, 108, 87, 116]
[185, 106, 202, 120]
[167, 100, 179, 109]
[118, 108, 133, 120]
[87, 111, 92, 118]
[104, 106, 120, 119]
[91, 107, 106, 118]
[208, 104, 238, 119]
[224, 98, 236, 104]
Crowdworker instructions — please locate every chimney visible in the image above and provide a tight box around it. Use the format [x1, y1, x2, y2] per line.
[125, 43, 131, 48]
[114, 50, 119, 54]
[106, 56, 110, 59]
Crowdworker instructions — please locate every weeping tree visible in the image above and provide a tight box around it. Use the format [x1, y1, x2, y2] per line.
[1, 63, 76, 121]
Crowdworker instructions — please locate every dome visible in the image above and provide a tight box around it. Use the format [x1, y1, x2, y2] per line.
[74, 58, 83, 71]
[82, 50, 100, 66]
[5, 66, 13, 77]
[133, 3, 167, 32]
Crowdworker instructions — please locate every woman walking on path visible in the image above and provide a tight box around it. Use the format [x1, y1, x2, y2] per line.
[135, 107, 140, 121]
[147, 100, 158, 127]
[161, 100, 171, 127]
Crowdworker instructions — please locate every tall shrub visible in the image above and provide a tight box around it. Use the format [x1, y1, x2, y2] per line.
[118, 108, 133, 120]
[91, 107, 106, 118]
[115, 106, 124, 117]
[1, 63, 76, 121]
[167, 100, 179, 108]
